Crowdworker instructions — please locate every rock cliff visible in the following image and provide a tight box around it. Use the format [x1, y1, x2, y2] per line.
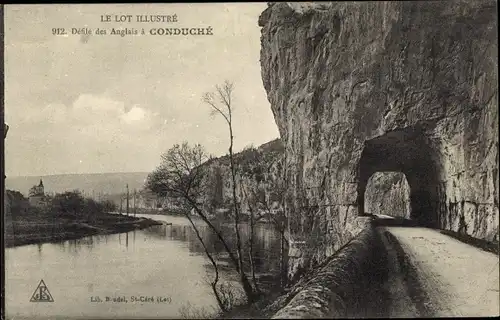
[201, 138, 286, 217]
[364, 172, 410, 218]
[259, 1, 498, 277]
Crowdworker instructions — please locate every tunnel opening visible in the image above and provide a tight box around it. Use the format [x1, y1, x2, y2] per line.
[364, 172, 411, 219]
[357, 127, 441, 228]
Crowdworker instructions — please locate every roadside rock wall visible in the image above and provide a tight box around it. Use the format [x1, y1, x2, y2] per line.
[266, 221, 387, 318]
[259, 1, 498, 277]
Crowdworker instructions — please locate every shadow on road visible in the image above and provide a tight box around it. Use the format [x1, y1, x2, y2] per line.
[381, 230, 436, 318]
[440, 230, 499, 256]
[362, 214, 419, 227]
[367, 213, 499, 256]
[373, 217, 418, 227]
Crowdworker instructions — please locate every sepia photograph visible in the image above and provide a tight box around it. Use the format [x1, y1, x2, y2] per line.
[2, 2, 499, 319]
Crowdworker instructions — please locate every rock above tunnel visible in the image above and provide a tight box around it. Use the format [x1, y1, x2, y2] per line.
[259, 1, 498, 276]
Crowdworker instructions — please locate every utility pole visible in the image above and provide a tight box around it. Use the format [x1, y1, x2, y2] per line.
[133, 189, 137, 217]
[126, 184, 130, 216]
[120, 198, 123, 215]
[4, 124, 9, 218]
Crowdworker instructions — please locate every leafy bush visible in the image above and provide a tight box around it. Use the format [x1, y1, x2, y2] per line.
[49, 190, 116, 216]
[51, 190, 85, 214]
[6, 190, 30, 215]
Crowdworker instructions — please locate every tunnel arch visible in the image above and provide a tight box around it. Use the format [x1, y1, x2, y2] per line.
[357, 127, 441, 227]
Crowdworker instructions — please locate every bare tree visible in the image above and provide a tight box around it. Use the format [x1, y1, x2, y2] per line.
[247, 177, 289, 289]
[146, 142, 255, 305]
[203, 81, 256, 302]
[184, 214, 227, 311]
[241, 186, 262, 294]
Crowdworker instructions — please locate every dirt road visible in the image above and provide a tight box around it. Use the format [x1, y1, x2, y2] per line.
[376, 217, 499, 317]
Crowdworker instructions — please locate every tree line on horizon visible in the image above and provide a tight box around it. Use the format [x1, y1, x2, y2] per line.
[6, 189, 117, 219]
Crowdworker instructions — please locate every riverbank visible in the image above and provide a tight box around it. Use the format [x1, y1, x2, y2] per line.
[4, 212, 162, 248]
[217, 289, 284, 319]
[140, 209, 278, 225]
[209, 272, 285, 319]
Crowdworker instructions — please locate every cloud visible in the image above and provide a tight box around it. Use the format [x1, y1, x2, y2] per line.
[5, 93, 166, 175]
[42, 94, 161, 136]
[72, 94, 124, 123]
[4, 3, 280, 176]
[121, 106, 147, 124]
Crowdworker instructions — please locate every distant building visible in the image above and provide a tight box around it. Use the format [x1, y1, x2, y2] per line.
[29, 179, 47, 207]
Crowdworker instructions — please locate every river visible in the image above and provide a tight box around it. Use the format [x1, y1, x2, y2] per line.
[5, 213, 283, 319]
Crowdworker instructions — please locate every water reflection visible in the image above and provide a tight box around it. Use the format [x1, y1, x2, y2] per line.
[140, 218, 283, 274]
[5, 214, 283, 319]
[32, 215, 283, 275]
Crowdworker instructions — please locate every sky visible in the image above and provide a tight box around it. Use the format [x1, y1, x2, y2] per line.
[4, 3, 280, 177]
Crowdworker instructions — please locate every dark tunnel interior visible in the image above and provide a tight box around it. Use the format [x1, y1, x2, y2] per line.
[357, 127, 441, 228]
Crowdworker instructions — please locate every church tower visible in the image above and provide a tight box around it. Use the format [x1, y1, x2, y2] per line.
[29, 179, 46, 207]
[38, 179, 44, 195]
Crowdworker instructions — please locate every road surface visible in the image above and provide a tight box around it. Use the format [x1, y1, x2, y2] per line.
[375, 215, 499, 318]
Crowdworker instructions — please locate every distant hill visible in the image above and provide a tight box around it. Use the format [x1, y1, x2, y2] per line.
[6, 172, 150, 197]
[6, 139, 284, 200]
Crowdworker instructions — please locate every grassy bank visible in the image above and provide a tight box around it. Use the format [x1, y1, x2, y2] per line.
[4, 211, 162, 248]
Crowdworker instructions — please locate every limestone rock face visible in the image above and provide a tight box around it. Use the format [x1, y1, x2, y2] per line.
[201, 139, 286, 217]
[364, 172, 410, 218]
[259, 1, 498, 277]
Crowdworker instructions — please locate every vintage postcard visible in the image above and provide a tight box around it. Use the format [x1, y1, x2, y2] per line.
[2, 2, 499, 320]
